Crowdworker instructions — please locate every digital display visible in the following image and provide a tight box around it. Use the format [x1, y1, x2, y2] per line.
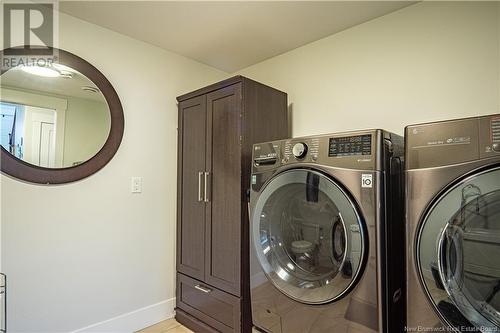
[329, 135, 372, 157]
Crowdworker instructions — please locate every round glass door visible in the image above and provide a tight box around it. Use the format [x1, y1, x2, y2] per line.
[417, 165, 500, 331]
[252, 169, 366, 304]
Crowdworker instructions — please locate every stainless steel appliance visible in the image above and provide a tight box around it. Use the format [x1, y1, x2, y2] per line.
[406, 114, 500, 332]
[249, 130, 405, 333]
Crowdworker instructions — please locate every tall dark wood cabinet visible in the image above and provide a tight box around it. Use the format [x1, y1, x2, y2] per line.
[176, 76, 288, 333]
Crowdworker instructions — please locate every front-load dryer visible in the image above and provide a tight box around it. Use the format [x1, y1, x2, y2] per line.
[249, 130, 405, 333]
[406, 114, 500, 332]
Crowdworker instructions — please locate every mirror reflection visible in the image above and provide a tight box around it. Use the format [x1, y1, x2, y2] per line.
[0, 63, 111, 168]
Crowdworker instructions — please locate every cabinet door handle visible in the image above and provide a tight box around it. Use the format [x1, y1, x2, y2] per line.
[194, 284, 212, 293]
[204, 172, 210, 202]
[198, 172, 203, 202]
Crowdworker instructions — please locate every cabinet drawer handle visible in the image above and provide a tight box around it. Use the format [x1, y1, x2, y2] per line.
[198, 172, 203, 202]
[204, 172, 210, 202]
[194, 284, 212, 293]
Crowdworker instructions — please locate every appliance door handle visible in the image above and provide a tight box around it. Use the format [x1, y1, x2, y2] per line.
[0, 273, 6, 333]
[198, 172, 204, 202]
[437, 225, 464, 287]
[204, 172, 210, 202]
[194, 284, 212, 293]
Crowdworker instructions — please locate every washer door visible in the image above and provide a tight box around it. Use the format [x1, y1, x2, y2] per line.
[417, 165, 500, 331]
[252, 169, 366, 304]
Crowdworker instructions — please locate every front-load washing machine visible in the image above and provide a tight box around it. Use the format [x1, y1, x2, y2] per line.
[249, 130, 405, 333]
[406, 114, 500, 332]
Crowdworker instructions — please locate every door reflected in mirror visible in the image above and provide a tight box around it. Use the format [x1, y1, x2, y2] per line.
[0, 63, 111, 168]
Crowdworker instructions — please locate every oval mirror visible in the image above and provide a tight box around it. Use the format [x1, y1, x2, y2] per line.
[0, 47, 124, 184]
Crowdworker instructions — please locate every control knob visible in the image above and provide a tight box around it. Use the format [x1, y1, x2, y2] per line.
[493, 143, 500, 152]
[292, 142, 308, 159]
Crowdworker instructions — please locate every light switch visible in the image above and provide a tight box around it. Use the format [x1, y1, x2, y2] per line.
[131, 177, 142, 193]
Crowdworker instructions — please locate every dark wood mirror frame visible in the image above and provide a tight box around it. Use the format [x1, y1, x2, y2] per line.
[0, 47, 124, 184]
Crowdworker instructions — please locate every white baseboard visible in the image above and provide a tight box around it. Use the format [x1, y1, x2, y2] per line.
[70, 298, 176, 333]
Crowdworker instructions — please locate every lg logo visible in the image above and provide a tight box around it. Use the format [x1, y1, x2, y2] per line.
[3, 3, 55, 54]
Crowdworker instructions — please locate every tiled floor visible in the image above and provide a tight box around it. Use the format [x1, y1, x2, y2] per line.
[138, 319, 261, 333]
[137, 319, 193, 333]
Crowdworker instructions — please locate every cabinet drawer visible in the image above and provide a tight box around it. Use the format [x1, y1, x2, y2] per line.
[177, 273, 241, 333]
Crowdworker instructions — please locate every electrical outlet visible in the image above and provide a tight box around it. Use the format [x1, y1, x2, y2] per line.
[131, 177, 142, 193]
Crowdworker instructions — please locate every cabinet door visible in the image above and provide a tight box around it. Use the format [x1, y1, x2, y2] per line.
[205, 84, 242, 296]
[177, 95, 207, 281]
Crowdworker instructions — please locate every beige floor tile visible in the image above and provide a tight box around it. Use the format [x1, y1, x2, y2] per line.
[136, 318, 181, 333]
[165, 325, 194, 333]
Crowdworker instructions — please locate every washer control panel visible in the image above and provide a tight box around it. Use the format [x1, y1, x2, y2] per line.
[283, 134, 374, 164]
[407, 114, 500, 167]
[253, 130, 382, 172]
[328, 135, 372, 157]
[481, 115, 500, 157]
[292, 142, 308, 159]
[284, 138, 319, 162]
[492, 117, 500, 152]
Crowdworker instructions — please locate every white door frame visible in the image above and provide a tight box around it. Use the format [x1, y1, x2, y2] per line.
[0, 87, 67, 167]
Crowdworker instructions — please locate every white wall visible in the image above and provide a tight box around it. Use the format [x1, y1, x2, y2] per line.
[2, 2, 499, 332]
[62, 96, 110, 167]
[237, 2, 500, 137]
[0, 11, 226, 333]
